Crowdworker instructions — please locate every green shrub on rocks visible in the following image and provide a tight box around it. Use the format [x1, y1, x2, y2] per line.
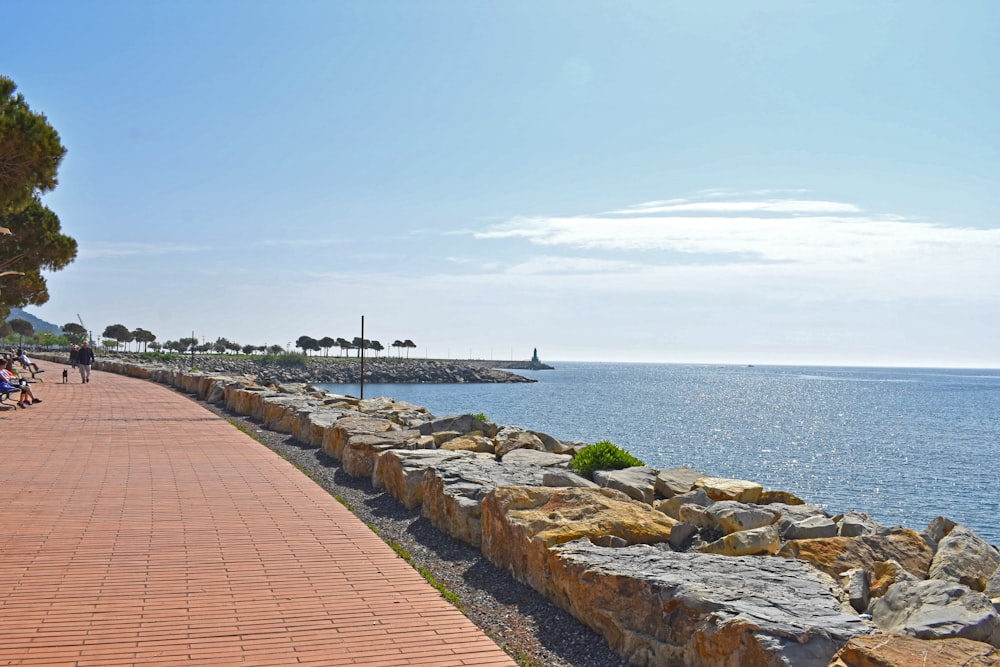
[570, 440, 644, 479]
[139, 351, 177, 363]
[255, 352, 308, 368]
[472, 412, 488, 423]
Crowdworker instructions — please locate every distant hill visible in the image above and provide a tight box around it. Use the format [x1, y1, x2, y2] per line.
[4, 308, 63, 335]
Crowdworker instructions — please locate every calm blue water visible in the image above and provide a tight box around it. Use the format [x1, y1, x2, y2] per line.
[318, 363, 1000, 545]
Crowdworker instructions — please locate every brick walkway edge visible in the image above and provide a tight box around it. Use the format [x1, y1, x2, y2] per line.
[0, 361, 517, 667]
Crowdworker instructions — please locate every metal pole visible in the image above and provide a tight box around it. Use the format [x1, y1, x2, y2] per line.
[360, 315, 365, 399]
[191, 330, 195, 366]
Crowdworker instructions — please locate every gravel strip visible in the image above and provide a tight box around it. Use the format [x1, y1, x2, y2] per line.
[189, 392, 627, 667]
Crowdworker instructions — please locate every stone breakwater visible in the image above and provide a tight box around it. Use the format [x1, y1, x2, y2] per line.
[95, 353, 536, 385]
[53, 355, 1000, 667]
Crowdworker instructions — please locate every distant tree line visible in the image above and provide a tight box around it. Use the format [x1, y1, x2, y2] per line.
[293, 335, 416, 358]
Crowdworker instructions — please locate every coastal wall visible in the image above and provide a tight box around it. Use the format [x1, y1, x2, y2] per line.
[38, 353, 1000, 666]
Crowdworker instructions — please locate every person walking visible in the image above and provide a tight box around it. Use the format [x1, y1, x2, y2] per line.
[77, 341, 95, 383]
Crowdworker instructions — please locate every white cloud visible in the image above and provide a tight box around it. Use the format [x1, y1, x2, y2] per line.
[472, 194, 1000, 303]
[79, 242, 206, 259]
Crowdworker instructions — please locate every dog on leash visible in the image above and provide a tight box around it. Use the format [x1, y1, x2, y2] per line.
[62, 369, 69, 383]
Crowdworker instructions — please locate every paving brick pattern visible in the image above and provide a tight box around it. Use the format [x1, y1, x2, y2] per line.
[0, 362, 516, 666]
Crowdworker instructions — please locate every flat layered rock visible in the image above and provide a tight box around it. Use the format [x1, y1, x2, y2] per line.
[500, 448, 572, 467]
[321, 415, 397, 460]
[481, 486, 675, 595]
[593, 466, 658, 505]
[372, 449, 481, 509]
[420, 456, 549, 547]
[341, 429, 423, 479]
[548, 540, 870, 667]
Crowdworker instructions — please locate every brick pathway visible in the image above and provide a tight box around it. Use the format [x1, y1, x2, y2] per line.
[0, 361, 516, 666]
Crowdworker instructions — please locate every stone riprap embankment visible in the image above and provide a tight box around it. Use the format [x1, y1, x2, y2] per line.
[46, 355, 1000, 667]
[88, 353, 536, 385]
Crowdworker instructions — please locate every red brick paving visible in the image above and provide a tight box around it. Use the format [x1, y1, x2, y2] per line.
[0, 362, 516, 666]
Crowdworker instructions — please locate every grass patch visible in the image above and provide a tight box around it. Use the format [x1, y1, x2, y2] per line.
[254, 352, 308, 368]
[382, 536, 462, 609]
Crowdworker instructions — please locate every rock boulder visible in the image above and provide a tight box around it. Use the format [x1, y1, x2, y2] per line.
[480, 486, 675, 596]
[869, 579, 1000, 646]
[929, 525, 1000, 592]
[548, 540, 870, 667]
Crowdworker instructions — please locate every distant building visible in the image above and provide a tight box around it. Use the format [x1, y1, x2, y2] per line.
[528, 348, 543, 370]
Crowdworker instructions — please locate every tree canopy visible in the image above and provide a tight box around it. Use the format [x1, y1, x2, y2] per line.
[0, 79, 74, 320]
[0, 76, 66, 215]
[0, 199, 77, 317]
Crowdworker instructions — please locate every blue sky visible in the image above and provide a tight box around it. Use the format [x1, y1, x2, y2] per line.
[4, 1, 998, 365]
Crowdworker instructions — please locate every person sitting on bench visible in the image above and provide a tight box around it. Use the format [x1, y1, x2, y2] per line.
[0, 358, 41, 408]
[16, 348, 42, 376]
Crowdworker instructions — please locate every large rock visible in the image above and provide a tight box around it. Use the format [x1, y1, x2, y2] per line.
[778, 528, 934, 579]
[772, 502, 831, 536]
[837, 511, 886, 538]
[291, 407, 355, 448]
[372, 449, 479, 509]
[440, 433, 494, 453]
[548, 540, 870, 667]
[929, 526, 1000, 592]
[501, 448, 572, 467]
[341, 429, 422, 479]
[260, 394, 320, 433]
[699, 525, 782, 556]
[693, 476, 763, 503]
[321, 415, 395, 460]
[785, 515, 839, 540]
[655, 487, 712, 520]
[480, 486, 675, 596]
[593, 466, 658, 505]
[654, 465, 705, 498]
[418, 414, 498, 438]
[869, 579, 1000, 646]
[420, 456, 548, 547]
[832, 634, 1000, 667]
[541, 470, 600, 489]
[704, 500, 779, 534]
[493, 428, 545, 457]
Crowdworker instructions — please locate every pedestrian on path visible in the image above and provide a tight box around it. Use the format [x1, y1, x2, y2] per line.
[77, 341, 95, 383]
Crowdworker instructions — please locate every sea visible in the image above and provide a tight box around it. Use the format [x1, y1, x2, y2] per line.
[317, 362, 1000, 546]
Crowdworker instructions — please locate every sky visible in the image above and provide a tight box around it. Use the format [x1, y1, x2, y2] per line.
[3, 1, 999, 366]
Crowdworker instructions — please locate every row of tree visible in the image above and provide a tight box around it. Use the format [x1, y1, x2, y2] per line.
[5, 314, 423, 362]
[90, 323, 418, 359]
[294, 336, 416, 358]
[0, 76, 77, 321]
